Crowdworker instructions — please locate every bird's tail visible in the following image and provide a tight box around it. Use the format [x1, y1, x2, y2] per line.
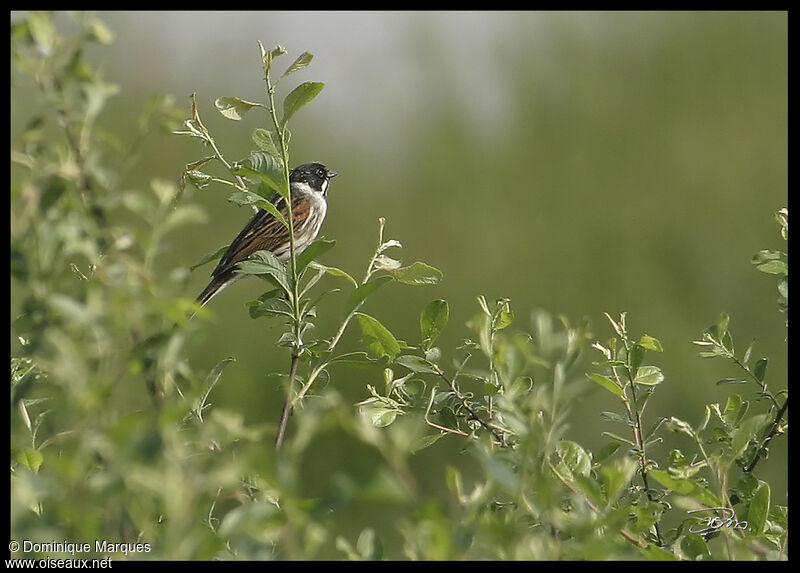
[191, 274, 242, 319]
[196, 280, 222, 308]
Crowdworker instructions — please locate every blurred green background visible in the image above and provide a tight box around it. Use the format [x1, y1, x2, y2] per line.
[12, 10, 788, 543]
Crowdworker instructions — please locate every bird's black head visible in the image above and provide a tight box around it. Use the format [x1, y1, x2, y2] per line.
[290, 162, 338, 195]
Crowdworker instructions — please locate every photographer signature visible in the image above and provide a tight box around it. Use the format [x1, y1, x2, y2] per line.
[687, 507, 749, 535]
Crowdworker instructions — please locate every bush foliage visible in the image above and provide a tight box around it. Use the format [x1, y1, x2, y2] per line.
[11, 12, 787, 561]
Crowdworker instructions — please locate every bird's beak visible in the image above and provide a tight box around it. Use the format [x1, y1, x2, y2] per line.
[327, 170, 338, 178]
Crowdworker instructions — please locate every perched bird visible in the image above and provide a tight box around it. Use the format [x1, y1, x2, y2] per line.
[196, 162, 337, 307]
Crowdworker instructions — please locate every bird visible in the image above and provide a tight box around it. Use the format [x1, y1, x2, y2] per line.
[196, 162, 337, 307]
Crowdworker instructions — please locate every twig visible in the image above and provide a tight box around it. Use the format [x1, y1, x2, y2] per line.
[275, 354, 300, 449]
[433, 364, 509, 445]
[423, 388, 468, 436]
[612, 321, 664, 547]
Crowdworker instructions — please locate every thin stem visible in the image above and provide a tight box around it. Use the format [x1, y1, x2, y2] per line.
[262, 53, 303, 451]
[206, 136, 248, 192]
[292, 220, 390, 407]
[615, 333, 663, 547]
[325, 219, 385, 351]
[188, 94, 248, 192]
[275, 354, 300, 449]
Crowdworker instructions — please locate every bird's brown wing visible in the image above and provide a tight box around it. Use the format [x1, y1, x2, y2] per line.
[210, 195, 312, 280]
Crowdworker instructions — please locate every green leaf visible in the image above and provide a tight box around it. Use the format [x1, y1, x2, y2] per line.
[193, 357, 235, 421]
[261, 43, 287, 67]
[640, 544, 677, 561]
[731, 473, 759, 503]
[556, 440, 592, 479]
[184, 169, 213, 189]
[601, 432, 636, 447]
[751, 249, 787, 275]
[227, 190, 289, 229]
[411, 433, 445, 454]
[215, 96, 265, 120]
[768, 504, 787, 531]
[715, 377, 748, 385]
[593, 442, 621, 464]
[633, 365, 664, 386]
[16, 449, 44, 473]
[234, 151, 288, 197]
[190, 244, 228, 271]
[649, 470, 720, 507]
[599, 458, 637, 505]
[645, 417, 668, 441]
[424, 347, 441, 364]
[247, 293, 293, 320]
[747, 481, 770, 535]
[722, 394, 749, 427]
[370, 407, 398, 428]
[282, 51, 313, 78]
[666, 416, 697, 439]
[629, 343, 645, 379]
[356, 313, 401, 361]
[637, 334, 663, 352]
[730, 414, 771, 461]
[742, 338, 756, 364]
[721, 330, 734, 353]
[775, 208, 788, 240]
[604, 312, 625, 338]
[327, 352, 380, 369]
[599, 411, 631, 426]
[295, 239, 336, 274]
[235, 250, 291, 296]
[388, 262, 442, 285]
[394, 354, 437, 374]
[218, 501, 279, 537]
[355, 528, 382, 561]
[161, 205, 208, 234]
[26, 11, 56, 55]
[315, 264, 358, 288]
[592, 360, 626, 367]
[88, 17, 114, 44]
[438, 406, 459, 430]
[345, 276, 394, 317]
[495, 306, 514, 330]
[675, 533, 711, 561]
[586, 373, 624, 398]
[716, 313, 731, 336]
[281, 81, 325, 127]
[373, 254, 402, 271]
[573, 474, 606, 507]
[251, 128, 281, 157]
[753, 358, 768, 382]
[420, 299, 449, 350]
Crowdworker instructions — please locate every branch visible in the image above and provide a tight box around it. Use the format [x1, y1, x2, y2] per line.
[548, 462, 648, 550]
[433, 364, 509, 445]
[275, 354, 300, 449]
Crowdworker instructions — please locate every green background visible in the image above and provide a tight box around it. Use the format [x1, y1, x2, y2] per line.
[12, 10, 788, 551]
